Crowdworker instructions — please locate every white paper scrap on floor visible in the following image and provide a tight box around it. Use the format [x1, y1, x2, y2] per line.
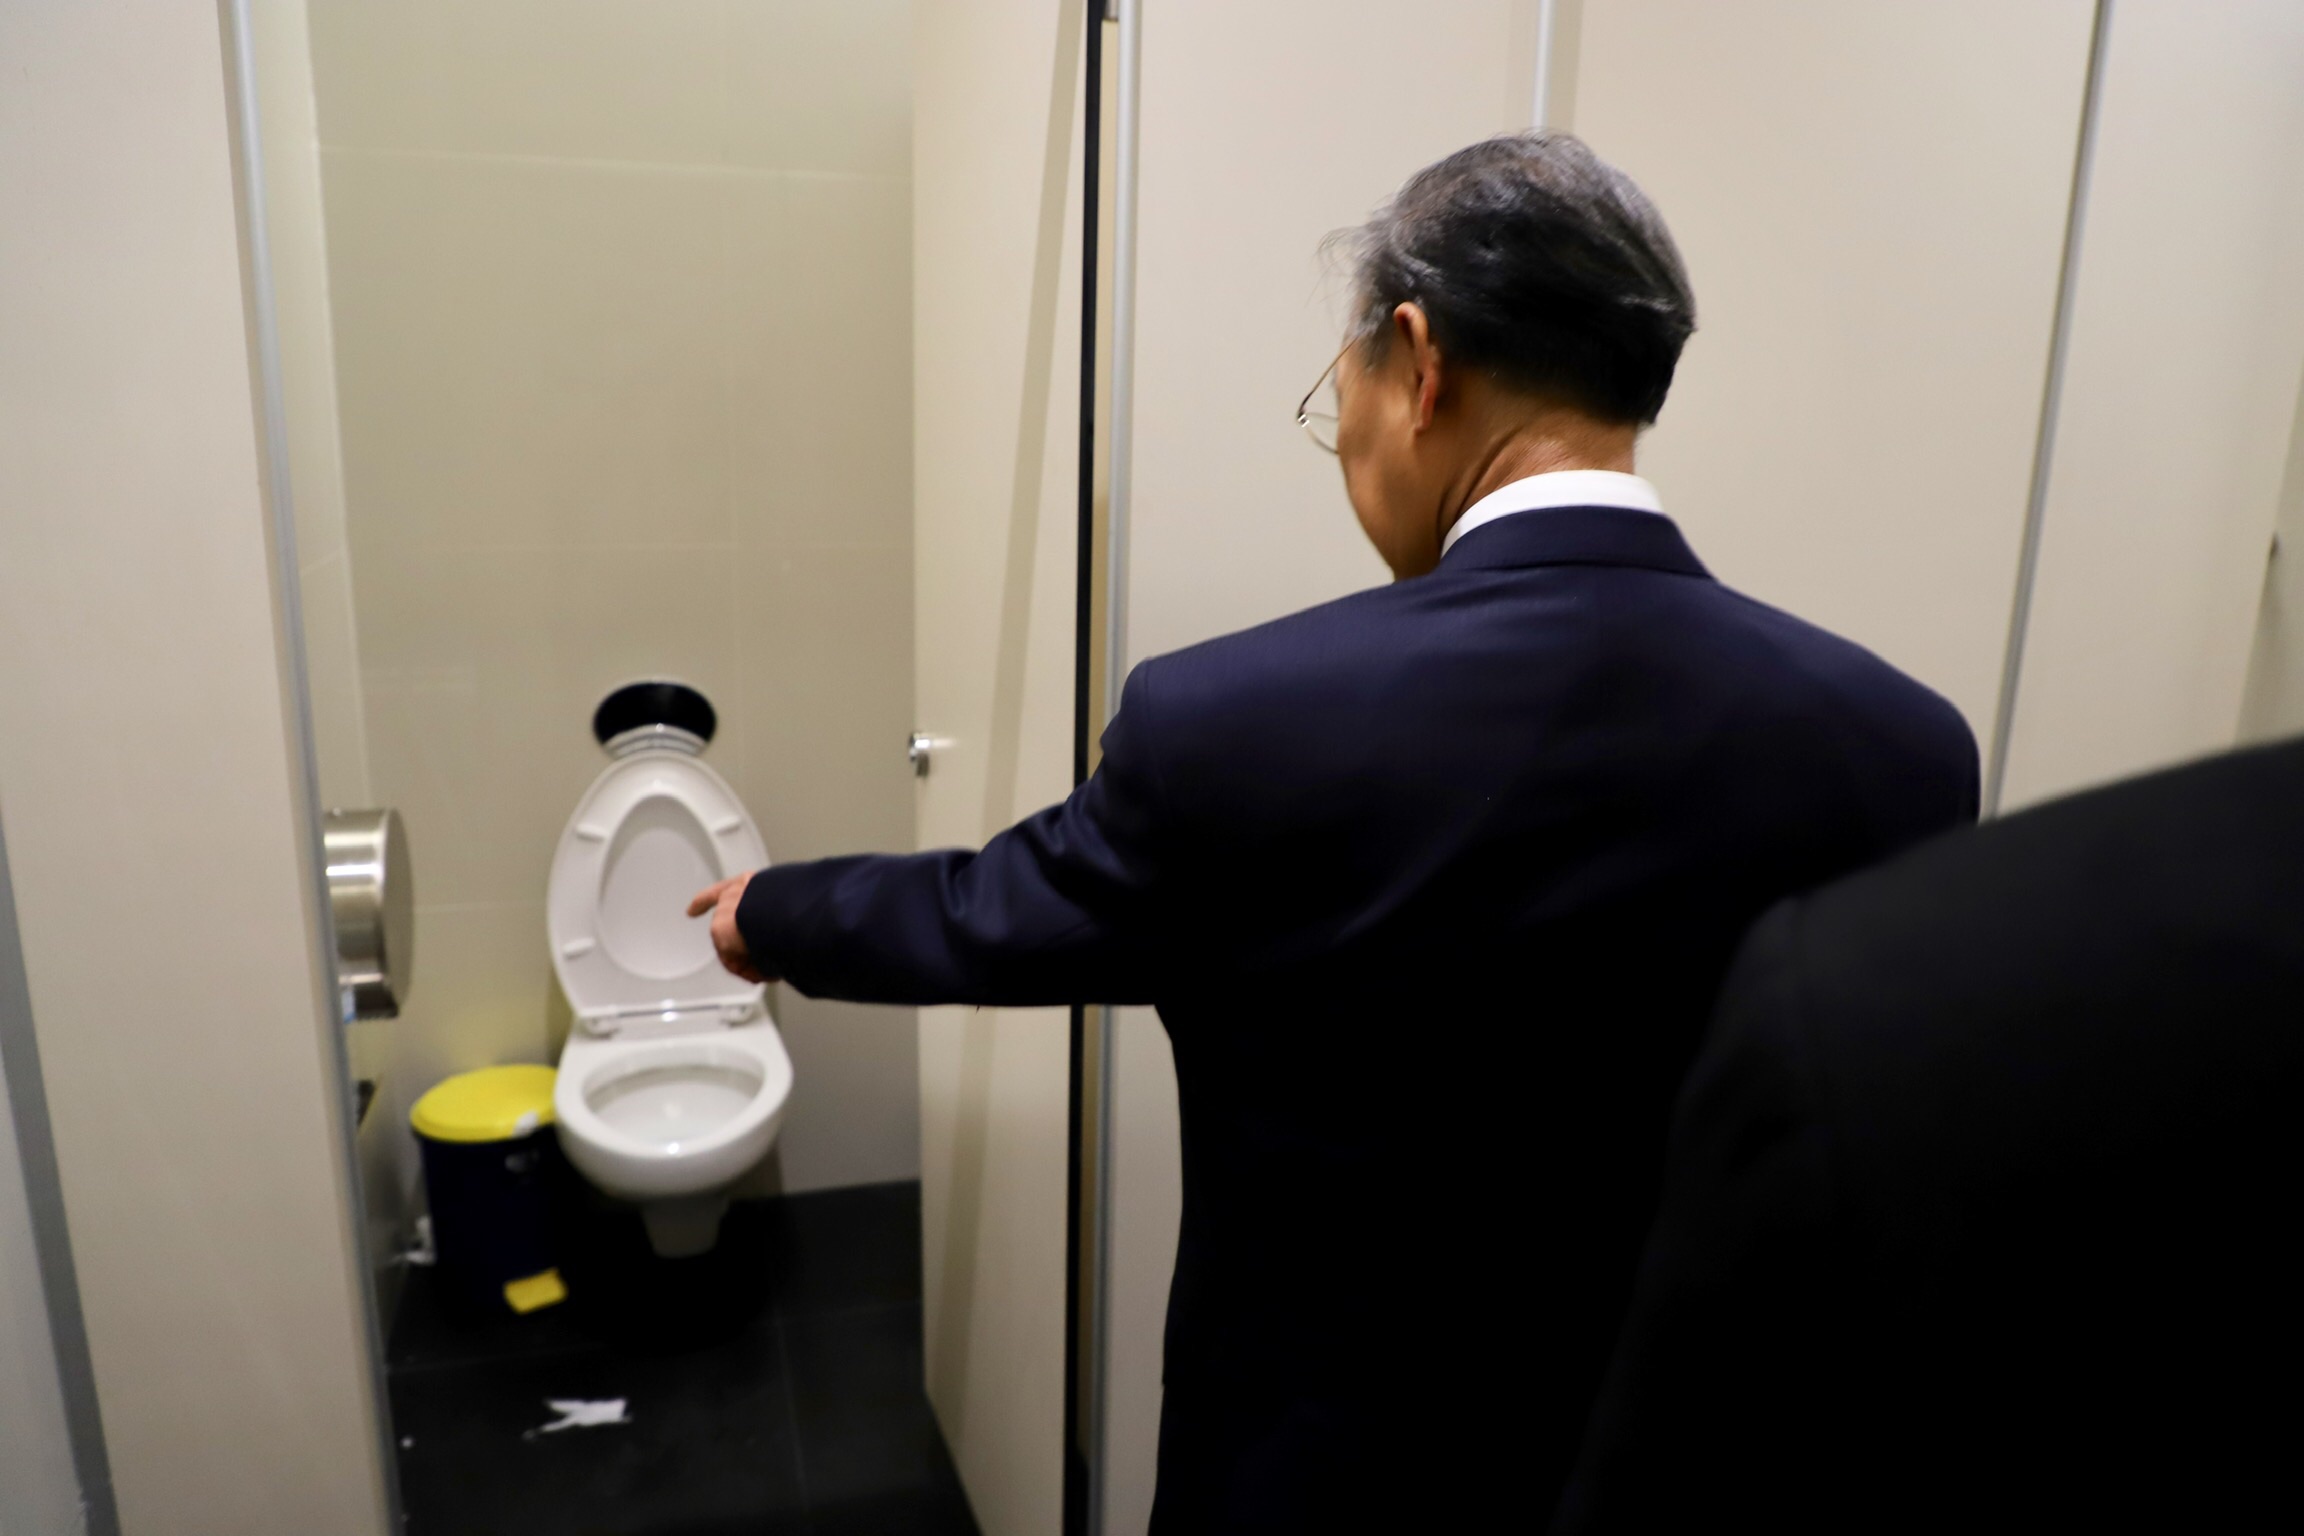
[535, 1399, 632, 1434]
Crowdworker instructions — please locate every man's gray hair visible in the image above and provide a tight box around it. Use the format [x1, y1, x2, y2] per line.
[1343, 131, 1696, 424]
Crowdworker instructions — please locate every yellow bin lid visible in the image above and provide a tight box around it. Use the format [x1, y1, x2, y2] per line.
[410, 1064, 558, 1144]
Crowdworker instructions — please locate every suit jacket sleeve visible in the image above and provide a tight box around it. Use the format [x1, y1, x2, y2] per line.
[733, 665, 1178, 1007]
[1551, 899, 1849, 1533]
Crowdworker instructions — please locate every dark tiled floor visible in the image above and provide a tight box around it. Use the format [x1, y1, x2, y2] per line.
[388, 1180, 977, 1536]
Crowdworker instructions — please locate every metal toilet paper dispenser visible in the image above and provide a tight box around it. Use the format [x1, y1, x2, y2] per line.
[323, 807, 413, 1021]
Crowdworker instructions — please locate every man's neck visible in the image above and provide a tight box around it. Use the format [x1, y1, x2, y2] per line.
[1435, 415, 1638, 548]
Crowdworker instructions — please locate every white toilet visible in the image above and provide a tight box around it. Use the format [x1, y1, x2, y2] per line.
[546, 698, 792, 1258]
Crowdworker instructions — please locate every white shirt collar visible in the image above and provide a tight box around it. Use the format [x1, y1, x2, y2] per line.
[1439, 470, 1663, 558]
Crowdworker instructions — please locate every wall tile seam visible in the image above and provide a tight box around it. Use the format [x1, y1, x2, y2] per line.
[345, 540, 913, 555]
[314, 143, 910, 188]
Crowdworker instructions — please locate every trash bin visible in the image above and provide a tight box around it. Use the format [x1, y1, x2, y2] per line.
[409, 1064, 569, 1316]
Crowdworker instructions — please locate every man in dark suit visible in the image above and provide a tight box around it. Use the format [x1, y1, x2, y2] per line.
[695, 132, 1978, 1529]
[1553, 737, 2304, 1534]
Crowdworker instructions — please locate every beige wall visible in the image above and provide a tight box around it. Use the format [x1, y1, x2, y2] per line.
[2238, 374, 2304, 742]
[252, 0, 371, 815]
[912, 0, 1094, 1530]
[2001, 0, 2304, 806]
[1121, 0, 1539, 664]
[247, 0, 406, 1317]
[1573, 0, 2095, 744]
[301, 0, 922, 1205]
[0, 2, 388, 1530]
[1100, 1004, 1179, 1534]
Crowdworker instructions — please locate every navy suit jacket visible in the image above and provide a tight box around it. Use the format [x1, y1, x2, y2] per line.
[738, 507, 1978, 1529]
[1553, 736, 2304, 1534]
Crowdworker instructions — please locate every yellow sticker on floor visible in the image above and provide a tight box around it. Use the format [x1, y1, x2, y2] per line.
[503, 1268, 567, 1314]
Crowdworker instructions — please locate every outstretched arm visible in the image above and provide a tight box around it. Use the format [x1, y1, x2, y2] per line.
[699, 667, 1180, 1008]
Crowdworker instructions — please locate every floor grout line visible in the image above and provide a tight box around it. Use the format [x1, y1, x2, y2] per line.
[774, 1294, 925, 1328]
[772, 1309, 815, 1523]
[320, 141, 907, 188]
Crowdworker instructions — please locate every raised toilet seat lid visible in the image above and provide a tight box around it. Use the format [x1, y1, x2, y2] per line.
[547, 748, 767, 1030]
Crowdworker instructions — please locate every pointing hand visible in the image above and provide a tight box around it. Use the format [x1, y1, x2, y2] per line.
[688, 874, 771, 984]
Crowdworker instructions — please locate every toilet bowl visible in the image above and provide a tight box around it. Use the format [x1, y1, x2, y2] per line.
[555, 1023, 792, 1256]
[545, 712, 791, 1258]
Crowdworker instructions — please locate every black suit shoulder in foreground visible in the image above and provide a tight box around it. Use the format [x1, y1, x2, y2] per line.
[738, 507, 1979, 1529]
[1554, 735, 2304, 1534]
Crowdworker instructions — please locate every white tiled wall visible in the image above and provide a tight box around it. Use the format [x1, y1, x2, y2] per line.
[306, 0, 921, 1212]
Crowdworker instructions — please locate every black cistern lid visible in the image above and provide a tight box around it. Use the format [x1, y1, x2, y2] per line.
[592, 680, 718, 751]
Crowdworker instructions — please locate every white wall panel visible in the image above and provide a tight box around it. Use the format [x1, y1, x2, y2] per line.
[2236, 377, 2304, 743]
[1573, 0, 2096, 745]
[913, 1, 1089, 1529]
[2000, 0, 2304, 808]
[247, 0, 409, 1330]
[1098, 1005, 1179, 1535]
[0, 4, 390, 1528]
[1123, 0, 1537, 665]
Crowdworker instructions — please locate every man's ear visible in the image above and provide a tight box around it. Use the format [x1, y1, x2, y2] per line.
[1391, 302, 1443, 433]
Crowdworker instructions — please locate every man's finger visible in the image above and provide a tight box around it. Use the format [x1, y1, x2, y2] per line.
[687, 878, 733, 918]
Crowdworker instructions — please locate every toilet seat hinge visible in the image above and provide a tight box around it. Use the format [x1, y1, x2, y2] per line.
[580, 998, 759, 1038]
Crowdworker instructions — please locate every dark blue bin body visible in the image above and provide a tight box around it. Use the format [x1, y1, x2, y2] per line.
[416, 1128, 567, 1316]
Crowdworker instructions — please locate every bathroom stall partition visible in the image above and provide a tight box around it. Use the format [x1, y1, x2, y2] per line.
[0, 4, 392, 1527]
[910, 1, 1101, 1533]
[1983, 0, 2304, 806]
